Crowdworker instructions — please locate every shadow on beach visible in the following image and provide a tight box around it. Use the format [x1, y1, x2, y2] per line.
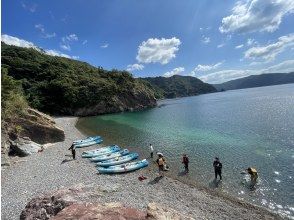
[148, 176, 163, 185]
[178, 170, 188, 176]
[209, 179, 222, 189]
[61, 158, 74, 164]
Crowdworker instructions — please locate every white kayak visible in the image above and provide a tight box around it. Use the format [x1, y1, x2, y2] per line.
[97, 159, 149, 174]
[73, 136, 101, 144]
[96, 152, 139, 167]
[81, 145, 120, 158]
[90, 149, 129, 162]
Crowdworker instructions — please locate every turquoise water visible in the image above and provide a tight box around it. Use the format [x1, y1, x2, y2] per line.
[77, 84, 294, 218]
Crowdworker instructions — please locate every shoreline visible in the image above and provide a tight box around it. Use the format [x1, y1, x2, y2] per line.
[1, 116, 283, 219]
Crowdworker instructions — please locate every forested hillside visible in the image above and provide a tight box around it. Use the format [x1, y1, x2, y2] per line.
[1, 43, 156, 116]
[214, 73, 294, 91]
[143, 75, 217, 98]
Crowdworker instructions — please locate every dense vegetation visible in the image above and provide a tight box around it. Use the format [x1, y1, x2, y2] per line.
[214, 72, 294, 91]
[1, 67, 28, 123]
[143, 75, 217, 99]
[1, 43, 156, 116]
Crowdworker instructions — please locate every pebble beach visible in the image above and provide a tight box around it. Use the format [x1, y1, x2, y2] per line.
[1, 117, 283, 219]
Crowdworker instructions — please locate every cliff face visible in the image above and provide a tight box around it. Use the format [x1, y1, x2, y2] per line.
[1, 43, 157, 116]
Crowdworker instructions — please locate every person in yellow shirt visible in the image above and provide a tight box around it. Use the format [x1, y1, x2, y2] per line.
[246, 167, 258, 183]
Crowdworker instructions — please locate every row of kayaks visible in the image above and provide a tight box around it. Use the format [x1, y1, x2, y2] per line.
[74, 137, 149, 174]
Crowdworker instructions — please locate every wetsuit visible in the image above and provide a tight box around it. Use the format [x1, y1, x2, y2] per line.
[182, 156, 189, 172]
[213, 160, 222, 180]
[68, 144, 76, 159]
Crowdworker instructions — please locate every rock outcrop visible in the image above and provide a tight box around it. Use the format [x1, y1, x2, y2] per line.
[20, 185, 193, 220]
[1, 108, 64, 163]
[15, 108, 65, 144]
[9, 137, 43, 157]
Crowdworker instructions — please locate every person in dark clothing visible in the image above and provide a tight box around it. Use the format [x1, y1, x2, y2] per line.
[68, 144, 76, 160]
[213, 157, 222, 180]
[182, 154, 189, 173]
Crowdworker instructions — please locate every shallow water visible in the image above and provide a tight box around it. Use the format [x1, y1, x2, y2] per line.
[77, 84, 294, 218]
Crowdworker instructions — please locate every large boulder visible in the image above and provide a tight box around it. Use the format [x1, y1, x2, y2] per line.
[20, 185, 193, 220]
[9, 137, 43, 157]
[52, 203, 146, 220]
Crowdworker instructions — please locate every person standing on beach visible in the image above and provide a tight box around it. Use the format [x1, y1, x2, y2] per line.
[213, 157, 222, 180]
[68, 144, 76, 160]
[149, 144, 154, 158]
[246, 167, 258, 183]
[156, 153, 165, 177]
[182, 154, 189, 173]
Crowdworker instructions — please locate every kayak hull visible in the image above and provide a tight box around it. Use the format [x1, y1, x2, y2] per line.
[90, 149, 129, 162]
[74, 138, 103, 148]
[96, 153, 139, 167]
[81, 145, 120, 158]
[97, 159, 148, 174]
[73, 136, 101, 144]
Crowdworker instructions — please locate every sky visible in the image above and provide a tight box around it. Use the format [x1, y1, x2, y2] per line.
[2, 0, 294, 84]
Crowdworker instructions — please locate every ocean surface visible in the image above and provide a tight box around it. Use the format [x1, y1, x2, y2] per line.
[76, 84, 294, 218]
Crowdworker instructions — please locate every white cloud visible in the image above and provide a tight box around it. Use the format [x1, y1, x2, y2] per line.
[163, 67, 185, 77]
[220, 0, 294, 34]
[60, 34, 78, 51]
[35, 24, 56, 38]
[60, 44, 71, 51]
[244, 33, 294, 61]
[1, 34, 39, 50]
[45, 49, 72, 58]
[247, 38, 257, 46]
[217, 43, 225, 48]
[64, 34, 78, 42]
[1, 34, 78, 60]
[263, 59, 294, 73]
[136, 37, 181, 65]
[191, 62, 224, 76]
[100, 43, 109, 48]
[126, 64, 144, 72]
[82, 40, 88, 45]
[235, 44, 244, 49]
[201, 36, 211, 44]
[199, 59, 294, 83]
[21, 2, 37, 13]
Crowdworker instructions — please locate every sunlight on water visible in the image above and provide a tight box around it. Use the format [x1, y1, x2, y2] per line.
[77, 84, 294, 218]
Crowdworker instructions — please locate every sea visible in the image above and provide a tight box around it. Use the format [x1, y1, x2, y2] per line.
[76, 83, 294, 218]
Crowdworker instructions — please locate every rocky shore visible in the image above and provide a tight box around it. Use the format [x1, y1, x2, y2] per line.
[1, 117, 283, 219]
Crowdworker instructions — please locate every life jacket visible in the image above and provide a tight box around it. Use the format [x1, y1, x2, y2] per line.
[158, 158, 164, 166]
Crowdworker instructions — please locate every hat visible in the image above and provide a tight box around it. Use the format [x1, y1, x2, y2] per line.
[157, 152, 163, 156]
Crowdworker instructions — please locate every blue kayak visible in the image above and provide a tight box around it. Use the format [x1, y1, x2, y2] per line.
[90, 149, 129, 162]
[74, 138, 103, 148]
[97, 159, 149, 174]
[73, 136, 101, 144]
[81, 145, 120, 158]
[96, 152, 139, 167]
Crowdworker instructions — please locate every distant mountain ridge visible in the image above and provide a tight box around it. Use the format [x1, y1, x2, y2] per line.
[214, 72, 294, 91]
[142, 75, 217, 99]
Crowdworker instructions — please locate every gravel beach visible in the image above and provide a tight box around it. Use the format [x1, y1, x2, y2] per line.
[1, 117, 282, 219]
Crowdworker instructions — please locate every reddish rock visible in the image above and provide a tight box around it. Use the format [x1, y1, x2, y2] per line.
[52, 203, 147, 220]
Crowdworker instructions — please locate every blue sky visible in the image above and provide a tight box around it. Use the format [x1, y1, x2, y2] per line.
[2, 0, 294, 83]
